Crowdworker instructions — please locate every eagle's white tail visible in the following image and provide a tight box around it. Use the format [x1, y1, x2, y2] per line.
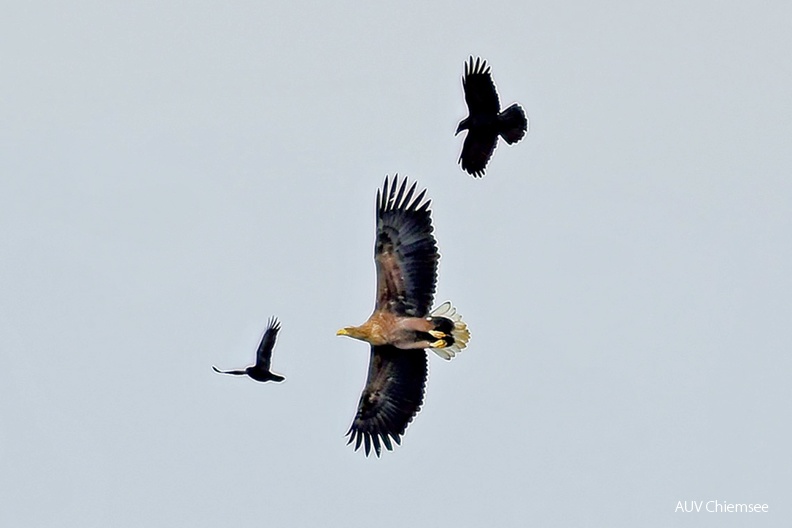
[428, 301, 470, 360]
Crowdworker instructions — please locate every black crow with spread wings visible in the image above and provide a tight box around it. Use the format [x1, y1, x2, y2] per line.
[456, 56, 528, 177]
[212, 317, 285, 383]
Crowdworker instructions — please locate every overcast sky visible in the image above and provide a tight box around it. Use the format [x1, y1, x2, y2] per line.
[2, 1, 791, 526]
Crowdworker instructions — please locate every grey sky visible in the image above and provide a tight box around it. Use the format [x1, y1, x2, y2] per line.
[2, 1, 790, 526]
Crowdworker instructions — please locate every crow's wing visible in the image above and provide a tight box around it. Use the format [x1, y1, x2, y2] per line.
[463, 56, 500, 115]
[255, 316, 281, 370]
[459, 128, 498, 178]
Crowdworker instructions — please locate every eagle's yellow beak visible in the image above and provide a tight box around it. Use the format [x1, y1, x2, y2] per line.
[336, 328, 350, 336]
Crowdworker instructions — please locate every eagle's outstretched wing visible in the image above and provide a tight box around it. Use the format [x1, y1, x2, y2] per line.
[374, 176, 439, 318]
[346, 345, 428, 457]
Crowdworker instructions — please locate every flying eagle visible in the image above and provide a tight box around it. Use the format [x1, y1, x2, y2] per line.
[337, 176, 470, 457]
[456, 56, 528, 177]
[212, 317, 285, 383]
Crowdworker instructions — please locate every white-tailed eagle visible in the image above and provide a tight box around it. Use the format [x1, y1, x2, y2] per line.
[337, 176, 470, 456]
